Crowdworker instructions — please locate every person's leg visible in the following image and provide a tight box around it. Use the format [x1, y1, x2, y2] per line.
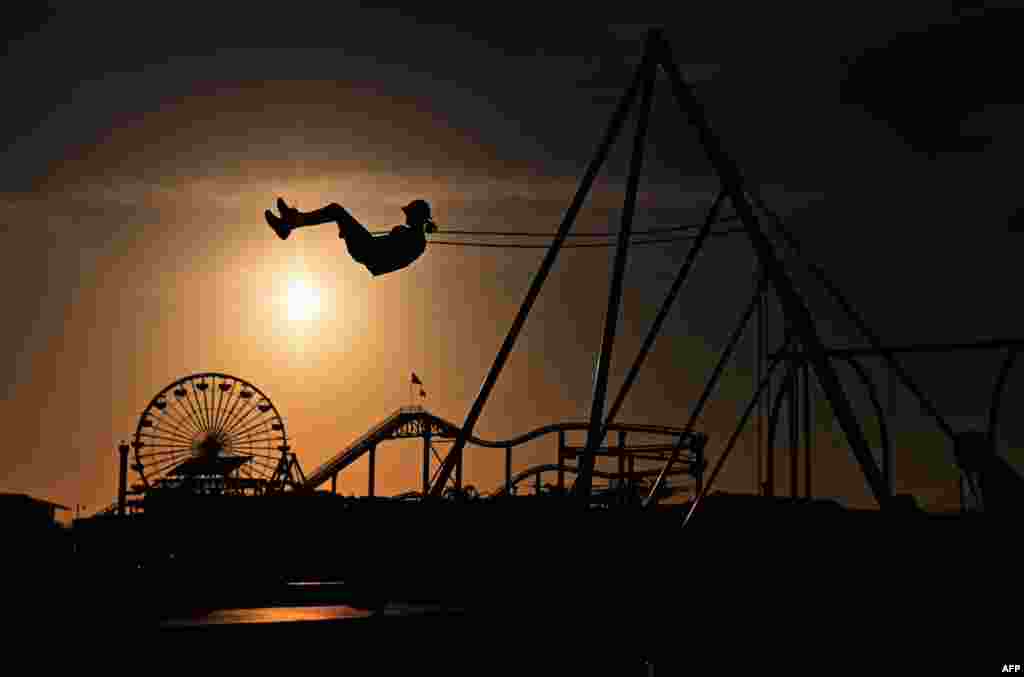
[275, 199, 377, 266]
[290, 202, 353, 227]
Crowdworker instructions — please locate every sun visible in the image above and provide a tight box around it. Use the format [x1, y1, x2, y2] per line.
[286, 279, 321, 322]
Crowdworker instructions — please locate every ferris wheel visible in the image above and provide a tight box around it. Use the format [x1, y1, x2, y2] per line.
[131, 373, 292, 494]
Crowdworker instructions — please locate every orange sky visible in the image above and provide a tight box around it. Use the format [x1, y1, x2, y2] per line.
[3, 7, 1023, 515]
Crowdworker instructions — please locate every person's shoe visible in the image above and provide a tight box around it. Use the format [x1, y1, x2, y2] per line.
[265, 210, 291, 240]
[277, 197, 302, 226]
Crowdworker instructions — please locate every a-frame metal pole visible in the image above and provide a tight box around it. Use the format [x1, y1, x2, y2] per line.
[650, 30, 890, 507]
[423, 430, 431, 496]
[578, 41, 656, 500]
[427, 34, 649, 498]
[602, 190, 726, 432]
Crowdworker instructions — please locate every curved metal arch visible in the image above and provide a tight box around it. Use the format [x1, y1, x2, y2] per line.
[765, 361, 800, 487]
[988, 347, 1019, 448]
[840, 356, 892, 484]
[764, 356, 891, 496]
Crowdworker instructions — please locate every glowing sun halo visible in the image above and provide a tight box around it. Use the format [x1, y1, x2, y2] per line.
[286, 279, 321, 322]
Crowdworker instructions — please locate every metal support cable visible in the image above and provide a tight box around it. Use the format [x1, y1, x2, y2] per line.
[427, 227, 743, 248]
[415, 214, 741, 238]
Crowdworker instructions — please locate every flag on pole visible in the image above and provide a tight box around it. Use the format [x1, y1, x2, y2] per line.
[411, 372, 422, 385]
[419, 389, 426, 398]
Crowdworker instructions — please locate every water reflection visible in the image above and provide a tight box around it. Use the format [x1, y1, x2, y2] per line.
[161, 605, 373, 627]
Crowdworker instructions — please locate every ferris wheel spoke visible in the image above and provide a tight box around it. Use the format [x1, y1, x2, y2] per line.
[219, 403, 265, 439]
[148, 399, 192, 431]
[174, 387, 207, 436]
[138, 455, 193, 475]
[186, 383, 212, 432]
[153, 407, 198, 442]
[231, 411, 282, 439]
[227, 413, 276, 437]
[151, 426, 196, 450]
[138, 448, 193, 463]
[192, 382, 208, 432]
[184, 383, 212, 433]
[230, 430, 284, 444]
[209, 384, 235, 434]
[229, 436, 284, 448]
[134, 432, 193, 448]
[199, 382, 214, 431]
[217, 397, 257, 439]
[224, 399, 266, 432]
[146, 454, 192, 477]
[135, 450, 192, 467]
[226, 449, 282, 462]
[149, 399, 198, 440]
[201, 380, 218, 432]
[211, 377, 230, 434]
[167, 397, 204, 440]
[173, 384, 205, 433]
[218, 383, 251, 430]
[139, 423, 194, 444]
[223, 447, 281, 461]
[226, 415, 279, 441]
[226, 442, 284, 455]
[136, 441, 201, 450]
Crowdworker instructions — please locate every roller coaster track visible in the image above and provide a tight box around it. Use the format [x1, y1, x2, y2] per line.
[492, 463, 694, 497]
[302, 407, 692, 491]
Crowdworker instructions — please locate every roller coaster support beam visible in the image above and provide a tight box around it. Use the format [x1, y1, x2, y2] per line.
[455, 444, 463, 491]
[428, 27, 650, 498]
[651, 29, 891, 508]
[617, 431, 626, 486]
[803, 356, 813, 498]
[117, 441, 129, 517]
[578, 39, 656, 500]
[368, 443, 376, 497]
[557, 431, 566, 492]
[505, 446, 512, 495]
[423, 430, 432, 497]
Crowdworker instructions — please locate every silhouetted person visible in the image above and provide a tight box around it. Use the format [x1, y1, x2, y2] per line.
[265, 198, 436, 276]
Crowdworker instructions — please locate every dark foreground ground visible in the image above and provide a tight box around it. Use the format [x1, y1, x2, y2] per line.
[10, 493, 1019, 674]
